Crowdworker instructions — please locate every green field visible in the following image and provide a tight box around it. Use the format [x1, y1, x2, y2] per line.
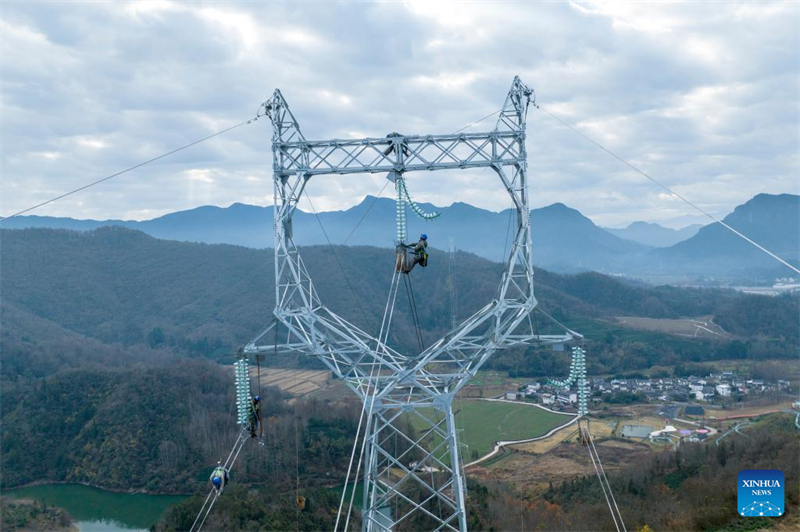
[410, 400, 573, 461]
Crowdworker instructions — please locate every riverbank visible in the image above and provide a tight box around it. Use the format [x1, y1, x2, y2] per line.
[2, 478, 194, 496]
[1, 496, 78, 532]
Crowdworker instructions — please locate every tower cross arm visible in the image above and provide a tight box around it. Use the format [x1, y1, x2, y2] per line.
[273, 130, 525, 178]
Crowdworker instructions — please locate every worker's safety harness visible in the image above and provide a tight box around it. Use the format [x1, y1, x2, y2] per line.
[415, 241, 429, 267]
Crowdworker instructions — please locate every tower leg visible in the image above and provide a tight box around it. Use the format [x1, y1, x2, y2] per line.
[360, 394, 466, 532]
[363, 408, 389, 532]
[444, 402, 468, 532]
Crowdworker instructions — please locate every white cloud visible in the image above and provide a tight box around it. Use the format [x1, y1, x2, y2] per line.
[184, 169, 214, 183]
[75, 137, 108, 150]
[198, 6, 260, 54]
[0, 1, 797, 228]
[412, 71, 480, 93]
[32, 151, 62, 160]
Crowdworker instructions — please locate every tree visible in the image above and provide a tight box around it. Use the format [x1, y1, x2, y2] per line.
[147, 327, 165, 348]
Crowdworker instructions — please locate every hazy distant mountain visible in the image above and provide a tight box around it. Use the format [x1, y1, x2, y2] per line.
[656, 213, 713, 229]
[644, 193, 800, 276]
[5, 193, 797, 280]
[528, 203, 650, 272]
[606, 221, 703, 247]
[2, 198, 648, 273]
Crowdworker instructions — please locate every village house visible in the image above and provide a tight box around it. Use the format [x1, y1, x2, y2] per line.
[525, 383, 541, 395]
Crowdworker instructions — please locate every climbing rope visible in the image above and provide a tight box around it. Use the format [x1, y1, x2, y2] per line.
[403, 273, 426, 353]
[294, 349, 301, 528]
[340, 269, 426, 531]
[379, 270, 403, 347]
[407, 275, 425, 351]
[256, 356, 263, 438]
[334, 272, 399, 532]
[342, 389, 379, 532]
[334, 391, 372, 532]
[448, 239, 458, 331]
[548, 348, 622, 530]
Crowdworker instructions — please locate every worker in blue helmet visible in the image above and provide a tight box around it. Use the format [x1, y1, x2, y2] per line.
[210, 461, 229, 491]
[403, 233, 429, 273]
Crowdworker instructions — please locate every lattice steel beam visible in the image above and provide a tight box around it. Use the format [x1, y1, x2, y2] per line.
[244, 76, 579, 532]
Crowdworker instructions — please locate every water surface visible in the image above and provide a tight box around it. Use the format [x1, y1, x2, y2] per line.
[3, 483, 185, 531]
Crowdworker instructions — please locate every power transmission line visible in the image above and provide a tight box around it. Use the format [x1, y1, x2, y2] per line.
[341, 180, 391, 245]
[537, 105, 800, 276]
[2, 106, 499, 225]
[0, 117, 259, 222]
[451, 108, 502, 134]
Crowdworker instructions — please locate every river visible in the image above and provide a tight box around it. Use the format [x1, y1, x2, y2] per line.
[2, 484, 186, 532]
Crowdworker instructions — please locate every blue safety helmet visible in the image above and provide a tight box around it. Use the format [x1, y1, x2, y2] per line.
[212, 476, 222, 487]
[420, 234, 428, 241]
[254, 395, 260, 402]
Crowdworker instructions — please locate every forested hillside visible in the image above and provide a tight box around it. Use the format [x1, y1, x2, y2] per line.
[1, 226, 798, 497]
[1, 357, 364, 494]
[2, 361, 231, 492]
[543, 414, 799, 531]
[154, 415, 800, 531]
[0, 497, 73, 531]
[2, 227, 797, 372]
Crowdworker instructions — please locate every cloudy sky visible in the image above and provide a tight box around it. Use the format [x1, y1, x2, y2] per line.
[2, 1, 798, 227]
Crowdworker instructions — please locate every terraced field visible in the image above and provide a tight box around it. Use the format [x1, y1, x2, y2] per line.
[615, 315, 732, 339]
[248, 367, 331, 396]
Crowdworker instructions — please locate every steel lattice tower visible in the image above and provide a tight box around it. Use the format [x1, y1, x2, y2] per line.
[244, 77, 577, 532]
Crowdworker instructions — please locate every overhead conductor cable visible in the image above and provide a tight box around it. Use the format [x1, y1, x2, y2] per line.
[538, 105, 800, 276]
[0, 117, 258, 221]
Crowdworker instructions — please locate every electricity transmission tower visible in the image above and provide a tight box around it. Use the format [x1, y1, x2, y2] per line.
[244, 77, 578, 532]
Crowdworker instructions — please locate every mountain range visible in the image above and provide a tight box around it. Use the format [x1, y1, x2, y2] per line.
[606, 222, 703, 247]
[3, 226, 796, 368]
[644, 193, 800, 277]
[3, 193, 797, 281]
